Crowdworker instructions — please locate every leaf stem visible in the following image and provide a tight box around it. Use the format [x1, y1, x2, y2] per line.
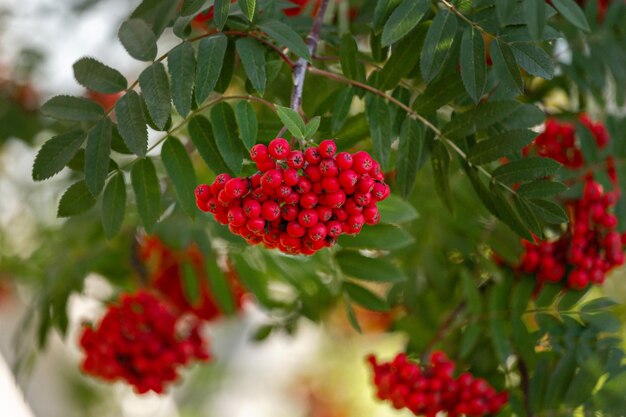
[421, 301, 467, 362]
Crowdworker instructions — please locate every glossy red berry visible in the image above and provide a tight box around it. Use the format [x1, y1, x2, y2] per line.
[304, 147, 322, 165]
[250, 144, 269, 162]
[318, 139, 337, 158]
[268, 138, 290, 160]
[286, 150, 305, 169]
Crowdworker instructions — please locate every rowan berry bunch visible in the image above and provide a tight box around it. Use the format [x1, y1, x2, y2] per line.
[195, 138, 390, 255]
[138, 235, 245, 321]
[523, 114, 609, 169]
[367, 352, 508, 417]
[79, 290, 210, 394]
[519, 178, 625, 289]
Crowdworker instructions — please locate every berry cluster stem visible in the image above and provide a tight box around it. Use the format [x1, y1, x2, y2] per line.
[289, 0, 331, 113]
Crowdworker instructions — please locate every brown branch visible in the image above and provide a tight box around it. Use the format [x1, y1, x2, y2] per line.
[421, 301, 467, 362]
[290, 0, 331, 112]
[307, 66, 519, 195]
[518, 357, 535, 417]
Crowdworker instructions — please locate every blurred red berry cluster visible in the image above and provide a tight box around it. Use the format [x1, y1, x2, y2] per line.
[523, 114, 609, 169]
[80, 290, 210, 394]
[138, 235, 245, 321]
[367, 352, 508, 417]
[196, 139, 390, 255]
[519, 178, 624, 289]
[515, 114, 624, 290]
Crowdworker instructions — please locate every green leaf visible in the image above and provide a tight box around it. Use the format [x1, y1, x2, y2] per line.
[239, 0, 256, 21]
[210, 102, 245, 174]
[443, 101, 536, 140]
[524, 0, 546, 40]
[420, 11, 457, 83]
[168, 42, 196, 117]
[188, 115, 232, 175]
[259, 20, 311, 61]
[460, 323, 481, 359]
[41, 95, 104, 121]
[564, 358, 604, 409]
[497, 104, 545, 131]
[543, 351, 577, 409]
[234, 101, 258, 150]
[378, 194, 419, 224]
[85, 118, 112, 196]
[57, 180, 97, 217]
[492, 157, 562, 184]
[161, 136, 197, 219]
[373, 0, 403, 34]
[535, 283, 561, 307]
[236, 38, 266, 95]
[131, 158, 161, 232]
[365, 94, 393, 170]
[490, 39, 524, 94]
[488, 283, 513, 364]
[180, 0, 205, 16]
[581, 297, 618, 312]
[468, 129, 536, 165]
[343, 282, 389, 312]
[512, 278, 535, 316]
[115, 90, 148, 157]
[73, 57, 127, 93]
[304, 117, 321, 139]
[338, 224, 415, 250]
[337, 251, 406, 283]
[331, 88, 353, 132]
[381, 0, 429, 46]
[32, 130, 85, 181]
[496, 0, 517, 26]
[412, 72, 465, 115]
[275, 105, 306, 139]
[511, 43, 554, 80]
[138, 62, 171, 130]
[377, 25, 427, 90]
[213, 0, 231, 30]
[344, 298, 362, 333]
[195, 34, 228, 103]
[460, 28, 486, 103]
[340, 34, 365, 82]
[517, 180, 566, 198]
[551, 0, 590, 31]
[491, 185, 533, 240]
[431, 141, 453, 212]
[462, 273, 481, 315]
[181, 260, 200, 304]
[101, 171, 126, 239]
[527, 198, 568, 224]
[118, 19, 157, 62]
[396, 117, 425, 198]
[514, 196, 543, 237]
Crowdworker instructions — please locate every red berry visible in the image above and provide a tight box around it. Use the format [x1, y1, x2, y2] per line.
[318, 139, 337, 158]
[250, 144, 269, 162]
[321, 177, 341, 193]
[268, 138, 290, 160]
[261, 200, 281, 221]
[352, 151, 373, 174]
[195, 184, 211, 201]
[286, 221, 306, 237]
[307, 223, 327, 241]
[304, 147, 322, 164]
[338, 170, 359, 190]
[335, 152, 353, 170]
[286, 150, 305, 169]
[227, 206, 246, 226]
[316, 205, 333, 222]
[300, 192, 318, 209]
[243, 199, 261, 218]
[298, 209, 319, 227]
[261, 169, 283, 190]
[319, 158, 339, 177]
[282, 204, 298, 221]
[224, 178, 249, 199]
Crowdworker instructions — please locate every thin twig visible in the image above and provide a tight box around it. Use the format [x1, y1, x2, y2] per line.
[421, 301, 467, 362]
[290, 0, 331, 113]
[518, 357, 535, 417]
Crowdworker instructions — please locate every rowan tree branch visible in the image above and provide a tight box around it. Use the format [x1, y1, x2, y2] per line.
[289, 0, 331, 112]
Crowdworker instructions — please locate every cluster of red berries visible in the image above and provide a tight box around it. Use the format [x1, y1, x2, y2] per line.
[523, 114, 609, 169]
[138, 235, 245, 321]
[79, 290, 210, 394]
[195, 138, 390, 255]
[367, 352, 508, 417]
[519, 179, 625, 289]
